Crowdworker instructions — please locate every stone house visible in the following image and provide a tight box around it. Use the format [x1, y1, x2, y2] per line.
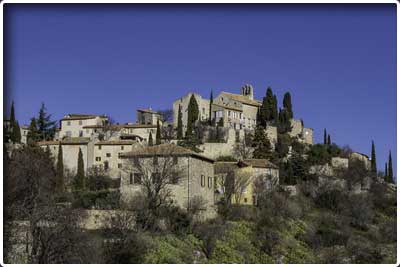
[136, 108, 161, 125]
[173, 92, 211, 134]
[37, 137, 93, 175]
[20, 125, 30, 144]
[350, 152, 371, 170]
[288, 119, 313, 145]
[214, 158, 279, 206]
[58, 114, 108, 139]
[93, 140, 137, 179]
[119, 144, 216, 218]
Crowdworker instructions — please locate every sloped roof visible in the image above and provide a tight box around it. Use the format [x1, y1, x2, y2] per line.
[61, 114, 107, 121]
[212, 103, 243, 112]
[220, 92, 262, 107]
[214, 161, 241, 174]
[120, 143, 214, 163]
[95, 140, 136, 145]
[37, 137, 90, 146]
[242, 159, 278, 169]
[83, 123, 157, 129]
[137, 109, 159, 115]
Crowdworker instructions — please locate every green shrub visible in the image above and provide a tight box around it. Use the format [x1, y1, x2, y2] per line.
[215, 155, 237, 162]
[72, 190, 120, 209]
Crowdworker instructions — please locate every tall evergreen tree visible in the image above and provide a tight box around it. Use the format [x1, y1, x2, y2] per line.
[388, 150, 393, 183]
[56, 143, 64, 193]
[12, 120, 21, 143]
[74, 148, 85, 190]
[283, 92, 293, 119]
[148, 131, 154, 146]
[327, 134, 331, 145]
[272, 94, 278, 124]
[370, 141, 377, 175]
[10, 101, 15, 125]
[278, 108, 291, 134]
[177, 105, 183, 139]
[156, 120, 161, 145]
[186, 94, 199, 137]
[37, 103, 57, 141]
[324, 129, 327, 145]
[26, 118, 40, 145]
[252, 125, 273, 159]
[209, 90, 213, 125]
[260, 87, 276, 126]
[385, 162, 388, 179]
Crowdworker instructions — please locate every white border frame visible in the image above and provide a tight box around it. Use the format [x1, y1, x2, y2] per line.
[0, 1, 398, 266]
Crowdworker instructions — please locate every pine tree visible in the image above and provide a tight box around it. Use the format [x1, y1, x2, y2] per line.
[56, 143, 64, 193]
[283, 92, 293, 119]
[370, 141, 377, 175]
[327, 134, 331, 145]
[37, 103, 56, 141]
[74, 148, 85, 190]
[324, 129, 327, 145]
[156, 120, 161, 145]
[209, 90, 213, 125]
[148, 131, 153, 146]
[388, 150, 393, 183]
[186, 94, 199, 137]
[252, 125, 273, 159]
[177, 105, 183, 139]
[27, 118, 40, 145]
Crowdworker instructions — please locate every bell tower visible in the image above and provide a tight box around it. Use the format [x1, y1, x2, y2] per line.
[241, 84, 254, 100]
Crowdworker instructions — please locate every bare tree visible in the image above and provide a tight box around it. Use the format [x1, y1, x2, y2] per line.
[233, 138, 253, 160]
[161, 124, 175, 142]
[123, 151, 185, 231]
[99, 117, 120, 140]
[231, 168, 253, 204]
[4, 145, 92, 263]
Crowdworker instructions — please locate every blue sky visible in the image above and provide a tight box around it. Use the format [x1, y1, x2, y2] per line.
[4, 4, 396, 174]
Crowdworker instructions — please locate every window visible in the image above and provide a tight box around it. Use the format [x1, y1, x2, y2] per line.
[86, 129, 89, 134]
[170, 172, 180, 184]
[118, 163, 122, 169]
[228, 111, 231, 117]
[104, 161, 109, 170]
[121, 146, 124, 150]
[173, 156, 178, 165]
[153, 156, 158, 165]
[106, 153, 111, 157]
[151, 172, 160, 183]
[134, 157, 139, 165]
[134, 173, 142, 184]
[129, 173, 133, 184]
[208, 177, 212, 188]
[202, 107, 205, 114]
[66, 131, 71, 137]
[244, 198, 248, 203]
[67, 121, 71, 126]
[201, 175, 205, 187]
[98, 145, 102, 150]
[79, 120, 82, 125]
[96, 157, 101, 162]
[79, 130, 83, 137]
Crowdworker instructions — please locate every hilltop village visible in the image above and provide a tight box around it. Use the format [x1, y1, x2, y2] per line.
[3, 85, 396, 264]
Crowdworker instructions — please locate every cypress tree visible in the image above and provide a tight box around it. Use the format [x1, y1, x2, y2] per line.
[324, 129, 327, 145]
[156, 120, 161, 145]
[272, 94, 278, 124]
[56, 143, 64, 193]
[45, 145, 52, 159]
[385, 162, 388, 179]
[252, 125, 273, 159]
[209, 90, 213, 125]
[75, 148, 85, 190]
[148, 131, 154, 146]
[186, 94, 199, 137]
[10, 101, 15, 125]
[283, 92, 293, 119]
[388, 150, 393, 183]
[12, 120, 21, 143]
[327, 134, 331, 145]
[260, 87, 275, 126]
[177, 105, 183, 139]
[371, 141, 377, 175]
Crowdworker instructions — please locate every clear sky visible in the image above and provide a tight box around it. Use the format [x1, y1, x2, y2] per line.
[4, 4, 396, 174]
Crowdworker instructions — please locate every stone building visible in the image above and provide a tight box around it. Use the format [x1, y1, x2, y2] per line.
[173, 92, 210, 134]
[58, 114, 108, 139]
[37, 137, 93, 175]
[350, 152, 371, 170]
[20, 125, 30, 144]
[288, 119, 313, 145]
[214, 158, 279, 206]
[119, 144, 216, 218]
[93, 140, 137, 179]
[136, 108, 161, 125]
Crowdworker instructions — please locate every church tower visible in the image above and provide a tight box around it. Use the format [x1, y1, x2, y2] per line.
[241, 84, 254, 100]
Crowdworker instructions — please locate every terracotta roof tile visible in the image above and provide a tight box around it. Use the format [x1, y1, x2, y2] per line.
[220, 92, 262, 107]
